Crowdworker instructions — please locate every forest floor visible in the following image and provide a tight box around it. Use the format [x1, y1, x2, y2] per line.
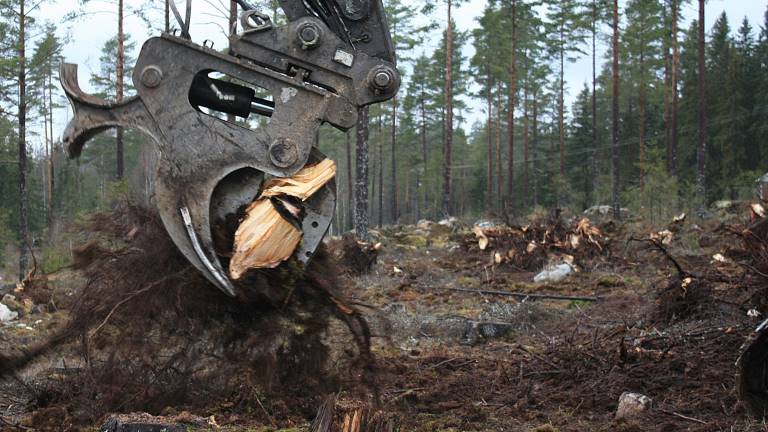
[1, 203, 768, 431]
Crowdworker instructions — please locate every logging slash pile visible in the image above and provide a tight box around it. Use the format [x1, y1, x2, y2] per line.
[0, 204, 372, 428]
[464, 217, 609, 271]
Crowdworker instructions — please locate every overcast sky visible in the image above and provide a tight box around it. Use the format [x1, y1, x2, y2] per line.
[38, 0, 767, 149]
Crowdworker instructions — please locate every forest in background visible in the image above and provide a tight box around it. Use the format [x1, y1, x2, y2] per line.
[0, 0, 767, 281]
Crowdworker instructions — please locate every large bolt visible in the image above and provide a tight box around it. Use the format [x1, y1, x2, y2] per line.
[374, 71, 393, 89]
[140, 65, 163, 88]
[269, 138, 299, 168]
[369, 66, 400, 95]
[297, 22, 322, 49]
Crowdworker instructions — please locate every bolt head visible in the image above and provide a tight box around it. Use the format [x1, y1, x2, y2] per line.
[140, 65, 163, 88]
[369, 66, 400, 95]
[269, 138, 299, 168]
[374, 71, 392, 89]
[297, 23, 321, 49]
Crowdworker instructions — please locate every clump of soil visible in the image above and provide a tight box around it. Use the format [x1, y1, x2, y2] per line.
[1, 203, 373, 427]
[650, 274, 714, 324]
[330, 235, 380, 275]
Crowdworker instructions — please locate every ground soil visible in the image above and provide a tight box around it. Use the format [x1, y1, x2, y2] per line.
[1, 208, 767, 431]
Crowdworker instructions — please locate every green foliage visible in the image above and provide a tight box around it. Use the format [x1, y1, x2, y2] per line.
[41, 237, 72, 273]
[623, 149, 681, 225]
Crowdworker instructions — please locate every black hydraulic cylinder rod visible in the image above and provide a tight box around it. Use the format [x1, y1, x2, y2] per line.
[189, 74, 257, 118]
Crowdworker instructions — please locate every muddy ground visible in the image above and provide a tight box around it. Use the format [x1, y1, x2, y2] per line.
[1, 205, 767, 431]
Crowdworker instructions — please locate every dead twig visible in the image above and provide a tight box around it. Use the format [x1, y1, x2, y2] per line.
[660, 409, 707, 425]
[628, 237, 688, 277]
[445, 287, 598, 302]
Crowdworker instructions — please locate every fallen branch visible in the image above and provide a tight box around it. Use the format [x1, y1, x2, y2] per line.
[628, 237, 688, 277]
[660, 409, 707, 425]
[445, 287, 598, 302]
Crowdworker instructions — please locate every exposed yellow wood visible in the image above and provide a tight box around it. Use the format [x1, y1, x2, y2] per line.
[229, 159, 336, 279]
[260, 159, 337, 201]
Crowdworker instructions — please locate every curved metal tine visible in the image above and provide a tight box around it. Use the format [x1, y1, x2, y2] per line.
[180, 207, 237, 297]
[169, 0, 191, 39]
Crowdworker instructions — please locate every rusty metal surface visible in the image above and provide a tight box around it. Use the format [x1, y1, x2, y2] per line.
[60, 0, 399, 296]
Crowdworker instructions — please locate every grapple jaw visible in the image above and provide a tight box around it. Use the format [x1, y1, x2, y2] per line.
[60, 0, 399, 296]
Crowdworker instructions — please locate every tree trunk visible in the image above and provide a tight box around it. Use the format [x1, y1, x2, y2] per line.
[591, 0, 598, 206]
[378, 116, 383, 227]
[17, 0, 29, 280]
[116, 0, 125, 180]
[345, 131, 353, 231]
[559, 29, 565, 177]
[507, 0, 517, 209]
[354, 107, 370, 241]
[391, 97, 398, 223]
[486, 82, 493, 212]
[532, 86, 539, 207]
[419, 83, 427, 216]
[495, 81, 502, 209]
[670, 0, 679, 174]
[226, 1, 238, 123]
[523, 71, 529, 206]
[696, 0, 706, 211]
[442, 0, 453, 216]
[611, 0, 621, 220]
[663, 23, 671, 173]
[639, 49, 646, 181]
[165, 0, 170, 32]
[47, 71, 54, 233]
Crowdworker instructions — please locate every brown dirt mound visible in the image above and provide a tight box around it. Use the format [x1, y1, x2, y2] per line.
[1, 203, 373, 427]
[329, 235, 380, 275]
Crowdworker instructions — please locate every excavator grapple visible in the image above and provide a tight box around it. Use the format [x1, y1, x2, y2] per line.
[60, 0, 399, 296]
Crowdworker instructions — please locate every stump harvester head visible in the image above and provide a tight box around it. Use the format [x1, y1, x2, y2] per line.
[60, 0, 399, 296]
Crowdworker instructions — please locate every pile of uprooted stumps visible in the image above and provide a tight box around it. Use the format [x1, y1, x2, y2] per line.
[464, 216, 610, 271]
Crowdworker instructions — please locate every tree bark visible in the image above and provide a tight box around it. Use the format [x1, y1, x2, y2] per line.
[116, 0, 125, 179]
[507, 0, 517, 209]
[377, 115, 383, 227]
[696, 0, 706, 212]
[442, 0, 453, 216]
[345, 131, 353, 231]
[165, 0, 170, 32]
[46, 71, 54, 234]
[639, 49, 646, 181]
[591, 0, 598, 206]
[495, 81, 502, 209]
[611, 0, 621, 220]
[354, 107, 370, 241]
[391, 97, 398, 223]
[17, 0, 29, 280]
[226, 1, 238, 123]
[670, 0, 679, 174]
[559, 28, 565, 177]
[486, 82, 493, 212]
[663, 20, 671, 173]
[532, 86, 539, 207]
[523, 69, 529, 206]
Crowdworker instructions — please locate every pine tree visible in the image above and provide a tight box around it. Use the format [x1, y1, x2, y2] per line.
[546, 0, 588, 178]
[624, 0, 663, 180]
[611, 0, 621, 219]
[696, 0, 707, 211]
[28, 25, 63, 235]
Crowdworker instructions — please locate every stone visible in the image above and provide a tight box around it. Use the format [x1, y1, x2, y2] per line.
[0, 303, 18, 323]
[615, 392, 652, 420]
